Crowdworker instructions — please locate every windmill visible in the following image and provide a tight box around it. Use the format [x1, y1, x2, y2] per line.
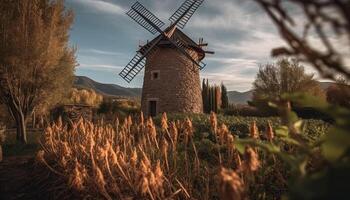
[119, 0, 214, 116]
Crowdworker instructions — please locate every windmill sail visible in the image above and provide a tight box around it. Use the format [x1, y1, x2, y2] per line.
[170, 36, 206, 70]
[119, 37, 161, 83]
[119, 53, 146, 83]
[127, 2, 165, 35]
[169, 0, 204, 29]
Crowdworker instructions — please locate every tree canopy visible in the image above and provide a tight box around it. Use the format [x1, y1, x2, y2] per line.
[253, 59, 324, 101]
[0, 0, 76, 143]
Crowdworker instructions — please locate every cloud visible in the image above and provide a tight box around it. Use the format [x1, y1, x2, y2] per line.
[201, 72, 254, 91]
[80, 48, 123, 56]
[68, 0, 345, 92]
[73, 0, 125, 15]
[78, 63, 123, 71]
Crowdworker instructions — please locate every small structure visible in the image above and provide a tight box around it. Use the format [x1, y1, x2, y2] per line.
[52, 104, 93, 123]
[119, 0, 214, 116]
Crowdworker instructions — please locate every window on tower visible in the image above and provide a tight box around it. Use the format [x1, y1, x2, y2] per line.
[151, 70, 160, 80]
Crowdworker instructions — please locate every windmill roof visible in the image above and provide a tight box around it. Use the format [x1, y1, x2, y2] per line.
[139, 27, 205, 60]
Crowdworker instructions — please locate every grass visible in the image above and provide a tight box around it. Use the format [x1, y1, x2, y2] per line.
[154, 113, 329, 139]
[32, 112, 329, 200]
[0, 113, 331, 199]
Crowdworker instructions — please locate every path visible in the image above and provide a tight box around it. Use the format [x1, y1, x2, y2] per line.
[0, 156, 34, 200]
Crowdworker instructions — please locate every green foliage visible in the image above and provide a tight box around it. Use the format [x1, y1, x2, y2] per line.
[236, 93, 350, 199]
[224, 103, 277, 117]
[97, 98, 140, 118]
[252, 59, 325, 109]
[221, 83, 229, 109]
[202, 79, 222, 113]
[154, 113, 328, 139]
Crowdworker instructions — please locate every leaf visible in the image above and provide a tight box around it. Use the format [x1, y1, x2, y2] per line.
[268, 101, 278, 108]
[293, 120, 303, 133]
[282, 93, 329, 109]
[276, 126, 289, 137]
[279, 137, 301, 146]
[321, 127, 350, 162]
[235, 141, 245, 154]
[236, 139, 281, 154]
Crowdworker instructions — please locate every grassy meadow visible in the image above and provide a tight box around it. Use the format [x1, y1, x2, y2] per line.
[15, 112, 328, 200]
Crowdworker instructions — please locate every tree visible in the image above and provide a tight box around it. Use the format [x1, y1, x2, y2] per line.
[253, 59, 325, 102]
[202, 79, 209, 113]
[69, 88, 103, 107]
[0, 0, 76, 143]
[201, 79, 222, 113]
[326, 77, 350, 108]
[221, 83, 229, 109]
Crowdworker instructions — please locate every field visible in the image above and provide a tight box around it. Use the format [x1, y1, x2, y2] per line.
[1, 113, 328, 200]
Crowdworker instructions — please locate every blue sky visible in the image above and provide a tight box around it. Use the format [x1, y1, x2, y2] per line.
[64, 0, 327, 91]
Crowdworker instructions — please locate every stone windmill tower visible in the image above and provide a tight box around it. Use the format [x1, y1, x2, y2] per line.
[119, 0, 214, 116]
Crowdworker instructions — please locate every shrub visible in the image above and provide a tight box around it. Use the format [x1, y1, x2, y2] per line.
[97, 98, 140, 119]
[223, 104, 277, 117]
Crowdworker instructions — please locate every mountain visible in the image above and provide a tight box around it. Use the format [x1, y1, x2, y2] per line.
[74, 76, 141, 97]
[75, 76, 335, 103]
[319, 81, 334, 90]
[227, 90, 253, 104]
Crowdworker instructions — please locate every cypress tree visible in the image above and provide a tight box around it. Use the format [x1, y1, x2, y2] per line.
[212, 86, 217, 112]
[202, 79, 206, 112]
[221, 83, 229, 109]
[206, 79, 210, 113]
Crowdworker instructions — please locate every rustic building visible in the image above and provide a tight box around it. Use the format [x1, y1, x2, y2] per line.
[140, 28, 205, 116]
[52, 104, 93, 123]
[119, 1, 213, 116]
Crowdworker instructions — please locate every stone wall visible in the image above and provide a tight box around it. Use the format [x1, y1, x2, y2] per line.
[141, 46, 203, 116]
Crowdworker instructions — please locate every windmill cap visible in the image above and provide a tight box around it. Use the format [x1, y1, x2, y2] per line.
[139, 27, 206, 61]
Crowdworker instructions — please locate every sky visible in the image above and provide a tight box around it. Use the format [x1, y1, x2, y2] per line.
[64, 0, 332, 92]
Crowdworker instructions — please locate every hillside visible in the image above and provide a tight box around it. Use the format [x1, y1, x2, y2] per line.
[227, 90, 253, 104]
[75, 76, 334, 103]
[74, 76, 142, 97]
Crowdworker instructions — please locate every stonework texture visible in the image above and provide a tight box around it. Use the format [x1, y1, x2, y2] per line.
[141, 46, 203, 116]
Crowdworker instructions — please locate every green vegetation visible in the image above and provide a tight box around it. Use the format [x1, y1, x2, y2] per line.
[221, 83, 229, 109]
[202, 79, 222, 113]
[154, 113, 328, 139]
[98, 98, 141, 118]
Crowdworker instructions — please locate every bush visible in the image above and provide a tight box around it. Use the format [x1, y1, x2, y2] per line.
[223, 104, 277, 117]
[154, 113, 328, 139]
[97, 98, 140, 119]
[68, 88, 103, 107]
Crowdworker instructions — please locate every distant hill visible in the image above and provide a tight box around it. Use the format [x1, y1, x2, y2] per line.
[227, 81, 334, 104]
[74, 76, 141, 97]
[227, 90, 253, 104]
[75, 76, 334, 103]
[319, 82, 334, 90]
